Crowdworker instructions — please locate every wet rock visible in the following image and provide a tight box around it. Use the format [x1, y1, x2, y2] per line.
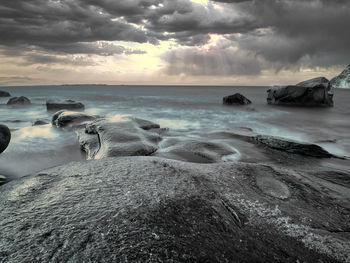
[256, 135, 334, 158]
[330, 64, 350, 89]
[155, 138, 238, 163]
[223, 93, 252, 105]
[52, 110, 95, 129]
[0, 90, 10, 97]
[0, 124, 11, 154]
[46, 99, 85, 111]
[7, 96, 31, 106]
[33, 120, 48, 126]
[267, 78, 333, 107]
[80, 116, 160, 159]
[0, 157, 348, 262]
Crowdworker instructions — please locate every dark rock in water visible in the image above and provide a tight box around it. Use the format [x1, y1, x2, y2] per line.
[33, 120, 48, 126]
[80, 116, 160, 159]
[0, 124, 11, 154]
[7, 96, 31, 105]
[223, 93, 252, 105]
[256, 135, 334, 158]
[0, 175, 7, 185]
[46, 99, 85, 111]
[0, 157, 348, 262]
[0, 90, 10, 97]
[330, 64, 350, 89]
[52, 110, 95, 129]
[267, 82, 333, 107]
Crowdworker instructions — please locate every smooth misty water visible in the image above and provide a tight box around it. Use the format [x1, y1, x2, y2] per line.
[0, 85, 349, 179]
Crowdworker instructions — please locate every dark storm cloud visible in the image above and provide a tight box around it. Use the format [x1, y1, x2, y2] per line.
[162, 0, 350, 76]
[0, 0, 349, 71]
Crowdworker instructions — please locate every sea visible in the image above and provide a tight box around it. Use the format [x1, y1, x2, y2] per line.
[0, 85, 349, 180]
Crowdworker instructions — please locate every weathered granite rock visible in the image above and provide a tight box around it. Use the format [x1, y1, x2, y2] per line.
[223, 93, 252, 105]
[0, 157, 348, 262]
[0, 124, 11, 154]
[7, 96, 31, 105]
[256, 135, 334, 158]
[32, 120, 48, 126]
[267, 78, 333, 107]
[80, 116, 161, 159]
[330, 64, 350, 89]
[155, 138, 239, 163]
[296, 77, 330, 88]
[52, 110, 96, 129]
[0, 90, 10, 97]
[46, 99, 85, 111]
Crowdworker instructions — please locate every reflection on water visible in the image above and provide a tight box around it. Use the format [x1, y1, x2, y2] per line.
[12, 125, 58, 142]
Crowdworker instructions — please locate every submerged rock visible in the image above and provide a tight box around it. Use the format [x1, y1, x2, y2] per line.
[80, 116, 161, 159]
[33, 120, 48, 126]
[46, 99, 85, 111]
[52, 110, 95, 129]
[330, 64, 350, 89]
[256, 135, 334, 158]
[0, 124, 11, 154]
[7, 96, 31, 106]
[0, 90, 10, 97]
[267, 77, 333, 107]
[0, 157, 348, 262]
[223, 93, 252, 105]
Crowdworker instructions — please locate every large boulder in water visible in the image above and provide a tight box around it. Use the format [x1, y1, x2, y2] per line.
[0, 90, 10, 97]
[79, 116, 161, 159]
[330, 64, 350, 89]
[0, 124, 11, 154]
[267, 77, 333, 107]
[46, 99, 85, 111]
[52, 110, 96, 129]
[7, 96, 31, 106]
[223, 93, 252, 105]
[0, 157, 348, 262]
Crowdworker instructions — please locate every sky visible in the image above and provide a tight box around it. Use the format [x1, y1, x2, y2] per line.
[0, 0, 349, 86]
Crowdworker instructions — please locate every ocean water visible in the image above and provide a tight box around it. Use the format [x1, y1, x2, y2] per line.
[0, 85, 349, 179]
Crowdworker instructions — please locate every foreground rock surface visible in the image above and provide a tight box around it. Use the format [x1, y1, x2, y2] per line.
[79, 116, 161, 159]
[7, 96, 31, 106]
[0, 90, 10, 97]
[223, 93, 252, 105]
[46, 99, 85, 111]
[331, 64, 350, 89]
[0, 157, 349, 262]
[0, 124, 11, 154]
[267, 77, 333, 107]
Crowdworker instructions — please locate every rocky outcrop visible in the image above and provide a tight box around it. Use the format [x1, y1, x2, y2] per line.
[0, 90, 10, 97]
[223, 93, 252, 105]
[267, 78, 333, 107]
[33, 120, 48, 126]
[7, 96, 31, 105]
[79, 116, 161, 159]
[0, 175, 6, 185]
[0, 124, 11, 154]
[330, 64, 350, 89]
[46, 99, 85, 111]
[0, 157, 349, 262]
[52, 110, 96, 129]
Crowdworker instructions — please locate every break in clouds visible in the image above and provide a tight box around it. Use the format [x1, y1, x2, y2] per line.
[0, 0, 349, 79]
